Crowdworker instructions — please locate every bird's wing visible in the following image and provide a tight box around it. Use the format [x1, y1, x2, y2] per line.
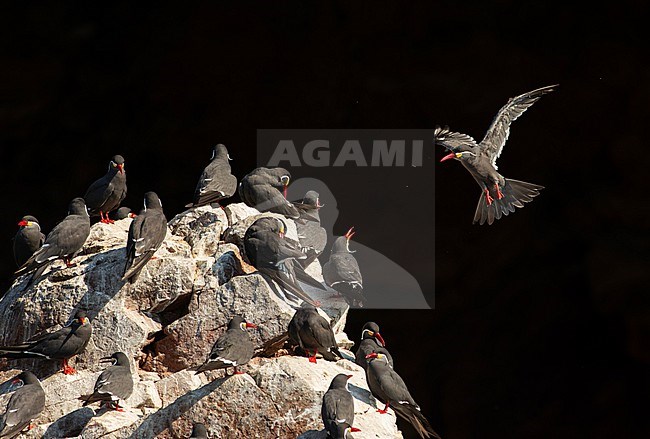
[379, 368, 417, 407]
[84, 176, 113, 209]
[322, 392, 347, 424]
[480, 85, 557, 168]
[43, 216, 89, 257]
[4, 385, 44, 429]
[193, 162, 237, 205]
[208, 330, 239, 362]
[251, 185, 300, 217]
[123, 212, 167, 280]
[311, 315, 338, 349]
[327, 253, 362, 284]
[433, 126, 478, 151]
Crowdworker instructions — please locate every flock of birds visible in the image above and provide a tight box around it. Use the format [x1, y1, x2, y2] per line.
[0, 85, 556, 438]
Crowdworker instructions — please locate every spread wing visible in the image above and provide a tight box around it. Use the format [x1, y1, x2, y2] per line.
[480, 84, 557, 168]
[433, 126, 479, 151]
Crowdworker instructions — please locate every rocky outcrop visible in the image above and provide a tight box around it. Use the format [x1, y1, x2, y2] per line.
[0, 204, 402, 438]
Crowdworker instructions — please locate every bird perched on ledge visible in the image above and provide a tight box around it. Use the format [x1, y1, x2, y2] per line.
[83, 154, 127, 224]
[435, 85, 556, 225]
[186, 144, 237, 208]
[79, 352, 133, 411]
[195, 316, 257, 376]
[13, 215, 45, 267]
[0, 371, 45, 438]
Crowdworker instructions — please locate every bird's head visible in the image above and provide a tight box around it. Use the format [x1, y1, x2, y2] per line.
[365, 352, 389, 364]
[440, 149, 478, 163]
[69, 198, 89, 216]
[280, 174, 291, 198]
[17, 215, 39, 228]
[100, 352, 129, 367]
[230, 316, 257, 331]
[361, 322, 386, 347]
[212, 144, 230, 161]
[143, 192, 162, 211]
[73, 310, 90, 326]
[110, 155, 125, 174]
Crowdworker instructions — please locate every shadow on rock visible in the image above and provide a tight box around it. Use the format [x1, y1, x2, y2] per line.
[44, 407, 94, 438]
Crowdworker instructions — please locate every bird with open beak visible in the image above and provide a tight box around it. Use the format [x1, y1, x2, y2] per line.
[436, 85, 555, 225]
[323, 227, 364, 307]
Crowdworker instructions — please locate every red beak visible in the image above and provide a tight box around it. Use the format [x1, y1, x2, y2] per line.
[346, 374, 353, 379]
[117, 164, 124, 174]
[440, 152, 456, 162]
[344, 227, 355, 240]
[17, 220, 28, 227]
[365, 352, 378, 360]
[283, 184, 288, 199]
[350, 427, 361, 432]
[245, 322, 258, 329]
[374, 332, 386, 347]
[128, 212, 137, 218]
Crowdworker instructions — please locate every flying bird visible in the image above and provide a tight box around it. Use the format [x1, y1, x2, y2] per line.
[354, 322, 393, 371]
[0, 311, 92, 375]
[435, 85, 556, 225]
[14, 198, 90, 284]
[190, 423, 208, 438]
[195, 316, 257, 376]
[122, 192, 168, 283]
[365, 352, 440, 439]
[288, 302, 342, 364]
[239, 167, 300, 218]
[83, 155, 127, 224]
[322, 374, 361, 438]
[186, 144, 238, 208]
[0, 371, 45, 439]
[79, 352, 134, 411]
[244, 217, 325, 306]
[323, 228, 364, 307]
[293, 191, 327, 267]
[13, 216, 45, 267]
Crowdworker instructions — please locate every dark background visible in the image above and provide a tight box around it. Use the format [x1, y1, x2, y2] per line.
[1, 2, 649, 438]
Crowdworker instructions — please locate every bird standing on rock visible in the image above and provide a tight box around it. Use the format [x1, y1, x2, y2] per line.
[14, 198, 90, 284]
[322, 373, 361, 438]
[239, 167, 300, 218]
[0, 371, 45, 439]
[365, 352, 440, 439]
[13, 215, 45, 267]
[354, 322, 393, 371]
[79, 352, 134, 411]
[288, 302, 342, 364]
[293, 191, 327, 267]
[83, 155, 127, 224]
[122, 192, 168, 283]
[435, 85, 555, 225]
[323, 227, 364, 307]
[0, 310, 92, 375]
[195, 316, 257, 376]
[186, 144, 237, 208]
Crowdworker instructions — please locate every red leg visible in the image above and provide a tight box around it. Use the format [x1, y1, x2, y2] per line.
[234, 366, 245, 375]
[114, 401, 124, 412]
[495, 183, 504, 200]
[64, 258, 76, 268]
[308, 350, 318, 364]
[484, 188, 494, 206]
[62, 358, 77, 375]
[378, 401, 390, 414]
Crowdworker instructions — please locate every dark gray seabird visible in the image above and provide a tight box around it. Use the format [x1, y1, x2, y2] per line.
[14, 198, 90, 284]
[13, 215, 45, 267]
[435, 85, 556, 225]
[83, 155, 127, 224]
[322, 374, 361, 438]
[0, 311, 91, 375]
[288, 302, 342, 364]
[186, 144, 237, 208]
[190, 423, 208, 438]
[244, 217, 325, 306]
[79, 352, 133, 411]
[354, 322, 393, 371]
[122, 192, 168, 283]
[239, 167, 300, 218]
[323, 228, 364, 307]
[195, 316, 257, 375]
[365, 353, 440, 439]
[109, 207, 136, 221]
[294, 191, 327, 267]
[0, 371, 45, 439]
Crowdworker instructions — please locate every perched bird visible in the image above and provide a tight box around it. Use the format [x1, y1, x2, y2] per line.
[0, 311, 92, 375]
[79, 352, 133, 411]
[288, 302, 342, 363]
[14, 198, 90, 284]
[190, 423, 208, 438]
[109, 207, 136, 221]
[195, 316, 257, 375]
[322, 374, 361, 438]
[239, 167, 300, 218]
[13, 216, 45, 267]
[122, 192, 168, 283]
[244, 217, 325, 306]
[0, 371, 45, 439]
[186, 144, 237, 208]
[83, 155, 127, 224]
[323, 227, 364, 307]
[435, 85, 555, 225]
[365, 353, 440, 439]
[354, 322, 393, 371]
[294, 191, 327, 267]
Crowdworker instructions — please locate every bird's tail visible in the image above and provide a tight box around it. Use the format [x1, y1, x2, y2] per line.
[392, 404, 441, 439]
[474, 178, 543, 225]
[0, 345, 33, 359]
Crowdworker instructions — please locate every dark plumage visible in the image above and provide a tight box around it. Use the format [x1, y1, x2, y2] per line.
[79, 352, 133, 410]
[244, 217, 325, 306]
[0, 311, 92, 375]
[354, 322, 393, 371]
[239, 167, 300, 218]
[190, 423, 208, 438]
[195, 316, 257, 375]
[288, 303, 342, 363]
[186, 144, 237, 208]
[322, 374, 361, 438]
[13, 215, 45, 267]
[435, 85, 555, 225]
[14, 198, 90, 284]
[109, 207, 136, 221]
[323, 228, 364, 307]
[0, 371, 45, 439]
[122, 192, 168, 283]
[365, 353, 440, 439]
[83, 155, 127, 224]
[294, 191, 327, 267]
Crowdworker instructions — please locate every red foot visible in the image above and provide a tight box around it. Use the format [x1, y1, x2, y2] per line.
[495, 183, 504, 200]
[377, 402, 390, 414]
[64, 260, 76, 268]
[234, 370, 245, 375]
[484, 188, 494, 206]
[62, 359, 77, 375]
[308, 351, 318, 363]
